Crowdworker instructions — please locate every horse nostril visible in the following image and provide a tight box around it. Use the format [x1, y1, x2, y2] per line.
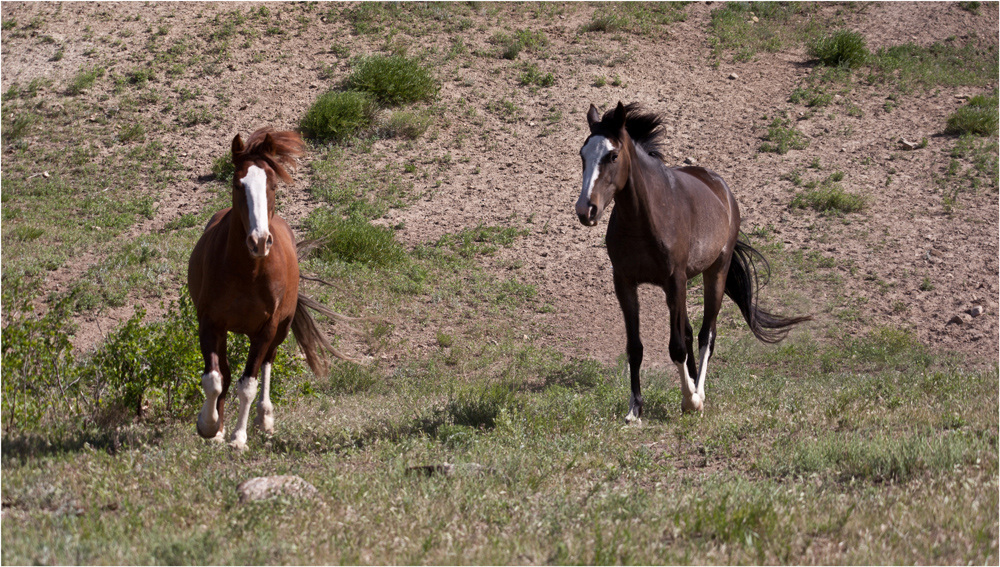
[266, 234, 273, 247]
[589, 204, 598, 220]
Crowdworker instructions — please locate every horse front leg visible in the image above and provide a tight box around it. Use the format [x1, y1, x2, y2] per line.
[197, 323, 229, 441]
[666, 277, 700, 413]
[230, 331, 273, 451]
[614, 271, 643, 425]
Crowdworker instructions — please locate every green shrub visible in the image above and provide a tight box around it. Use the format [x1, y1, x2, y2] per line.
[309, 212, 407, 267]
[300, 90, 376, 142]
[1, 284, 77, 434]
[946, 91, 999, 136]
[809, 29, 869, 68]
[344, 55, 438, 106]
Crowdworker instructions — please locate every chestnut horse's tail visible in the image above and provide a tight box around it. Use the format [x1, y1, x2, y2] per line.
[725, 236, 812, 344]
[291, 294, 358, 376]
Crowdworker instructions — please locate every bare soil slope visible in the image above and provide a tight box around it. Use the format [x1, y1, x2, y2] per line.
[1, 2, 996, 367]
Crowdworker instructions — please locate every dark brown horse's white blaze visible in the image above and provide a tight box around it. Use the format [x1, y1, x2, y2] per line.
[576, 102, 810, 423]
[188, 128, 352, 450]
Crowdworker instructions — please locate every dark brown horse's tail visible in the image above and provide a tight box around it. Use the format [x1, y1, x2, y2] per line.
[291, 294, 359, 376]
[725, 236, 812, 344]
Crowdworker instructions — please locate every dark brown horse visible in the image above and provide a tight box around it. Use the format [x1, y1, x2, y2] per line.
[576, 102, 810, 422]
[188, 128, 352, 450]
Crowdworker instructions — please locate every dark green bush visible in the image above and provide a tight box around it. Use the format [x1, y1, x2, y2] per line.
[300, 90, 376, 143]
[344, 54, 438, 106]
[809, 29, 870, 68]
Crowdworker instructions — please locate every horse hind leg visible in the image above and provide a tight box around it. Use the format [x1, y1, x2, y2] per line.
[666, 277, 701, 413]
[696, 265, 728, 405]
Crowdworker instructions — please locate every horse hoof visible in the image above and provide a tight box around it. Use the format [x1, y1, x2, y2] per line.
[681, 396, 704, 413]
[624, 416, 643, 427]
[196, 418, 221, 439]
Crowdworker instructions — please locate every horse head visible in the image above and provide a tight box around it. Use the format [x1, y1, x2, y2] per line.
[229, 129, 303, 258]
[576, 101, 632, 226]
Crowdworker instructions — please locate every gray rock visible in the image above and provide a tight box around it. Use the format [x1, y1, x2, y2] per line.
[237, 475, 317, 504]
[967, 305, 985, 318]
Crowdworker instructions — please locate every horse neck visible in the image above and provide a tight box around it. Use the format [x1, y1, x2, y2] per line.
[616, 137, 667, 229]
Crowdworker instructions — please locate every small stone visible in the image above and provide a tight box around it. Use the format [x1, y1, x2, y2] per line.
[967, 305, 985, 318]
[899, 138, 919, 150]
[728, 73, 739, 80]
[947, 314, 965, 326]
[237, 475, 317, 504]
[684, 156, 697, 165]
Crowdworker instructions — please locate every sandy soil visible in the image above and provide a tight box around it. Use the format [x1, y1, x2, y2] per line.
[1, 2, 996, 368]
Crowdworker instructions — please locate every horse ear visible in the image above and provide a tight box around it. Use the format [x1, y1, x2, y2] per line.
[231, 134, 245, 157]
[612, 101, 627, 131]
[587, 104, 601, 128]
[260, 133, 276, 156]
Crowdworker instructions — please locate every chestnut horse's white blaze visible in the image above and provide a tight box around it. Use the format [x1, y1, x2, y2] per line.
[241, 165, 271, 257]
[576, 136, 615, 225]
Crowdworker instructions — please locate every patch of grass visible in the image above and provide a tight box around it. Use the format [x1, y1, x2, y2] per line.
[307, 212, 407, 268]
[344, 55, 438, 106]
[300, 90, 376, 143]
[66, 65, 105, 95]
[867, 41, 999, 92]
[434, 224, 528, 259]
[808, 29, 870, 68]
[490, 28, 548, 60]
[582, 3, 688, 35]
[379, 110, 432, 140]
[759, 117, 808, 154]
[708, 2, 820, 63]
[946, 91, 998, 136]
[519, 63, 555, 88]
[790, 172, 866, 215]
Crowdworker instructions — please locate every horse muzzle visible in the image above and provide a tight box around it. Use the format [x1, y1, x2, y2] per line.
[246, 231, 273, 258]
[576, 201, 600, 227]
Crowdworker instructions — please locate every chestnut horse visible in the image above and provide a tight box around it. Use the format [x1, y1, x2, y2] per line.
[575, 102, 810, 423]
[188, 128, 351, 450]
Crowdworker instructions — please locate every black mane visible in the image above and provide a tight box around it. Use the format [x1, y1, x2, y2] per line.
[595, 103, 667, 160]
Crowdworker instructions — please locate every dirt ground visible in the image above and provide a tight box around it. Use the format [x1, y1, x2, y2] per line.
[1, 2, 997, 368]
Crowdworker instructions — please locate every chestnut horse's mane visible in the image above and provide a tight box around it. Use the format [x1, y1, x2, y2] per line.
[235, 128, 306, 184]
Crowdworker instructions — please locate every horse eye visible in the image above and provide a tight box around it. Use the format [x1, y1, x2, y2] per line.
[610, 152, 619, 163]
